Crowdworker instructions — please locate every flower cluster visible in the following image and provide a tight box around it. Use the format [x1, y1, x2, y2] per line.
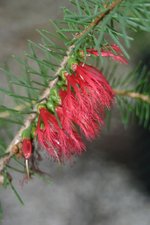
[27, 44, 127, 161]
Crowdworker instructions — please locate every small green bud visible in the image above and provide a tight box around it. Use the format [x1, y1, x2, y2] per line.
[46, 101, 55, 113]
[68, 55, 78, 71]
[60, 69, 68, 80]
[57, 80, 65, 88]
[49, 87, 60, 105]
[22, 126, 32, 139]
[50, 87, 57, 96]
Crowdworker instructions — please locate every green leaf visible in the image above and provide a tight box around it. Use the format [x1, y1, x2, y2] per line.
[10, 182, 24, 205]
[0, 118, 24, 125]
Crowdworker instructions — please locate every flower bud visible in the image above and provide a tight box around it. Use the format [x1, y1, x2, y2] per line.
[22, 139, 32, 160]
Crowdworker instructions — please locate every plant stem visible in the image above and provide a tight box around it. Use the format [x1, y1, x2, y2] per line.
[75, 0, 122, 39]
[114, 89, 150, 104]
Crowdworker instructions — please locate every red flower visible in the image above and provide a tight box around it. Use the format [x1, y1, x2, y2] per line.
[22, 139, 32, 159]
[60, 63, 113, 140]
[36, 107, 85, 160]
[87, 44, 128, 64]
[35, 44, 127, 160]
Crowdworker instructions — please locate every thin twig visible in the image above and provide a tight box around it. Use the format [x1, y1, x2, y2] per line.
[75, 0, 122, 39]
[0, 0, 123, 174]
[114, 89, 150, 104]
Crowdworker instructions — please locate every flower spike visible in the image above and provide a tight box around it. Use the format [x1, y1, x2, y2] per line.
[87, 44, 128, 64]
[60, 63, 114, 140]
[35, 106, 85, 161]
[34, 43, 127, 161]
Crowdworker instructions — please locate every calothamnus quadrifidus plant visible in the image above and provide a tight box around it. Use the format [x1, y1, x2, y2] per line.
[0, 0, 150, 204]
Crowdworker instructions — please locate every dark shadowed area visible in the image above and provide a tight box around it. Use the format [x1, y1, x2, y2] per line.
[0, 1, 150, 225]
